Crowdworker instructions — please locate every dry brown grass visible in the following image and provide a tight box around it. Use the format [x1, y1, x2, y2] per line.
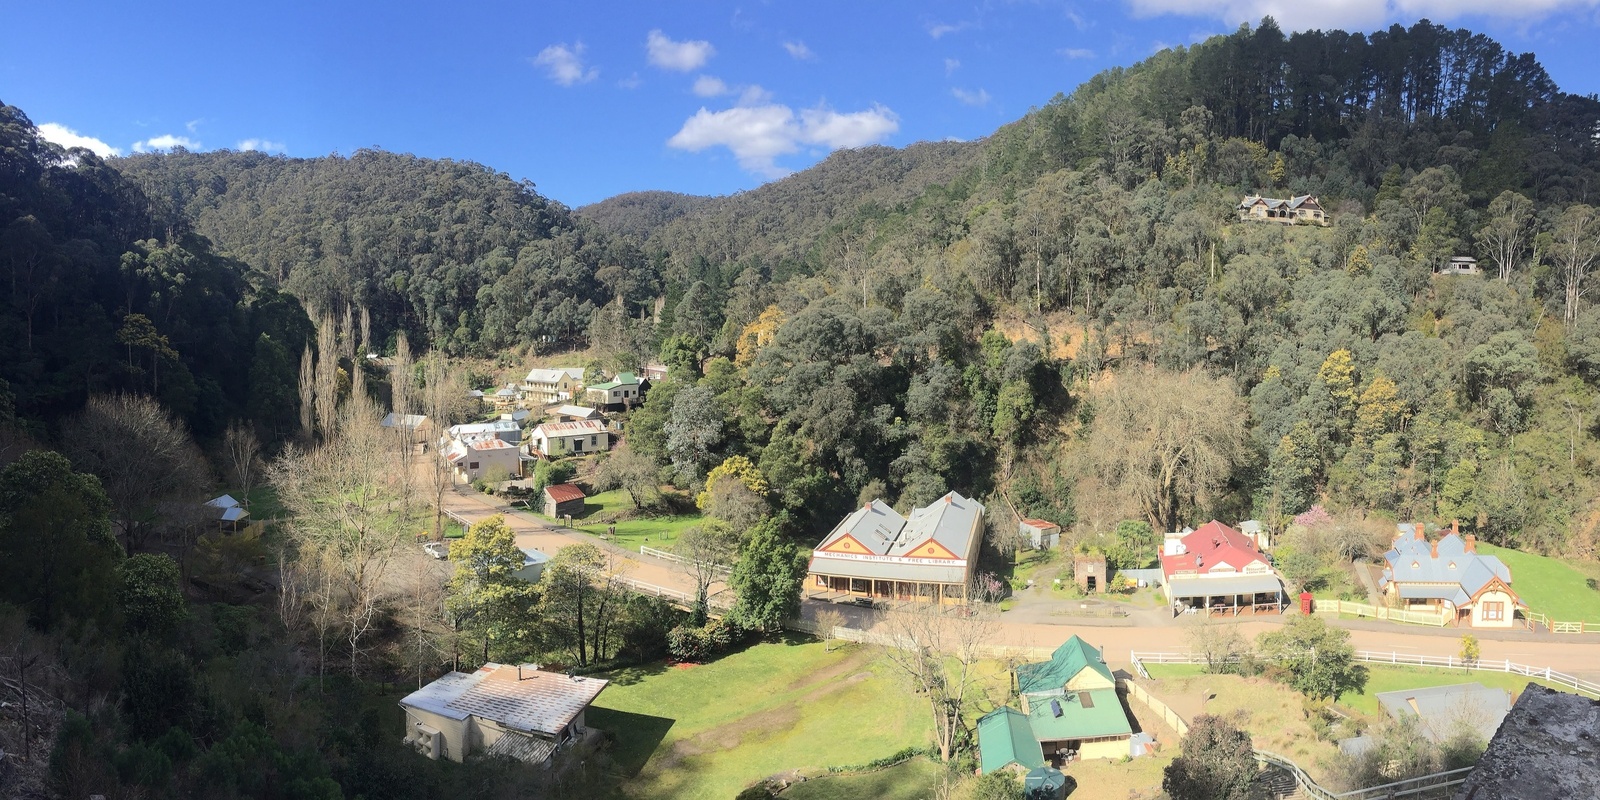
[1141, 671, 1344, 785]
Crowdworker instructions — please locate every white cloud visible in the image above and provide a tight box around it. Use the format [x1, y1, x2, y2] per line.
[185, 118, 203, 133]
[738, 84, 774, 106]
[132, 134, 200, 153]
[617, 72, 642, 89]
[952, 87, 992, 107]
[667, 102, 899, 178]
[647, 30, 715, 71]
[945, 58, 961, 75]
[237, 138, 287, 153]
[532, 42, 598, 86]
[693, 75, 730, 97]
[1059, 48, 1096, 59]
[783, 40, 815, 60]
[37, 123, 121, 157]
[927, 20, 972, 39]
[1119, 0, 1555, 32]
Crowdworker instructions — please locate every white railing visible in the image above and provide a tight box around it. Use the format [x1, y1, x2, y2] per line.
[1130, 650, 1600, 699]
[1311, 598, 1450, 627]
[639, 545, 731, 575]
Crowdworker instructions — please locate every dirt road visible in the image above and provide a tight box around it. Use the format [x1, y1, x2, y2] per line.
[430, 488, 1600, 678]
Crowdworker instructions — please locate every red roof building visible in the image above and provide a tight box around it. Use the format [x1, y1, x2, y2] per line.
[542, 483, 587, 518]
[1160, 520, 1283, 614]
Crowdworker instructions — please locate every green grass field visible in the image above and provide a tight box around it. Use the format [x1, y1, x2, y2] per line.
[1142, 663, 1557, 719]
[778, 758, 942, 800]
[559, 489, 703, 552]
[1476, 543, 1600, 622]
[590, 636, 930, 800]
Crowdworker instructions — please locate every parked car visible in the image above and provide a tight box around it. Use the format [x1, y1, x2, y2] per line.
[423, 541, 449, 560]
[851, 597, 875, 608]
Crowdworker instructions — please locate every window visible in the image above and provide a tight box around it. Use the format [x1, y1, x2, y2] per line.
[590, 435, 597, 445]
[468, 461, 480, 470]
[1482, 601, 1505, 621]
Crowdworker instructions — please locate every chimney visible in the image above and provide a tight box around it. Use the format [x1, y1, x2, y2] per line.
[944, 494, 953, 504]
[863, 500, 872, 511]
[1452, 519, 1460, 536]
[1414, 523, 1424, 541]
[1464, 534, 1476, 553]
[1431, 540, 1439, 558]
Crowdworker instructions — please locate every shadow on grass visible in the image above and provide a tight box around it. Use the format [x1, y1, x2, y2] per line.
[588, 707, 675, 778]
[602, 661, 673, 687]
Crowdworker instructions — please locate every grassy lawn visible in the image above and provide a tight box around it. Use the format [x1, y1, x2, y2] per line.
[1144, 663, 1557, 721]
[590, 636, 930, 800]
[779, 758, 943, 800]
[1476, 543, 1600, 622]
[556, 489, 703, 552]
[244, 486, 288, 520]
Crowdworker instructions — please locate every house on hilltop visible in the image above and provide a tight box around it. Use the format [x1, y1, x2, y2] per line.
[1160, 520, 1285, 616]
[522, 367, 586, 404]
[585, 372, 643, 409]
[1434, 256, 1481, 276]
[1381, 523, 1521, 628]
[399, 663, 607, 765]
[1238, 194, 1327, 225]
[808, 491, 984, 605]
[978, 635, 1136, 769]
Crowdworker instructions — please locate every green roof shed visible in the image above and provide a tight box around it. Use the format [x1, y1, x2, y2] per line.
[1015, 635, 1113, 695]
[977, 707, 1044, 775]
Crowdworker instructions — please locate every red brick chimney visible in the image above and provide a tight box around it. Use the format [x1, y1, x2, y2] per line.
[1414, 522, 1424, 540]
[1431, 540, 1439, 557]
[1464, 534, 1477, 553]
[863, 500, 872, 511]
[1452, 519, 1460, 536]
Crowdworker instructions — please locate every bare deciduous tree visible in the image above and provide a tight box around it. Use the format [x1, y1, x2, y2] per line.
[676, 524, 736, 622]
[420, 355, 466, 538]
[272, 404, 419, 677]
[63, 394, 208, 553]
[298, 344, 316, 439]
[1088, 367, 1247, 532]
[814, 607, 846, 652]
[314, 312, 340, 438]
[595, 445, 660, 509]
[1186, 614, 1249, 674]
[224, 421, 262, 508]
[876, 594, 998, 761]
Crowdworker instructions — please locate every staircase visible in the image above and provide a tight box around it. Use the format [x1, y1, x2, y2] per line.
[1254, 765, 1306, 799]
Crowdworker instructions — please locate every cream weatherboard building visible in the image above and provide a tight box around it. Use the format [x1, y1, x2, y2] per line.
[522, 367, 586, 404]
[399, 663, 607, 766]
[977, 635, 1136, 772]
[527, 420, 610, 458]
[807, 491, 983, 604]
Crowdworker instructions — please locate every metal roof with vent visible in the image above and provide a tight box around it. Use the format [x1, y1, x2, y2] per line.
[399, 663, 608, 738]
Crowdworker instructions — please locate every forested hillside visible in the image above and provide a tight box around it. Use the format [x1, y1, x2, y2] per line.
[117, 149, 654, 355]
[578, 19, 1600, 560]
[0, 104, 312, 438]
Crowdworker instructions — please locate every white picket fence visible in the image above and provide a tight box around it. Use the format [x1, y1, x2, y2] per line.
[1131, 649, 1600, 699]
[1311, 598, 1451, 627]
[639, 545, 731, 575]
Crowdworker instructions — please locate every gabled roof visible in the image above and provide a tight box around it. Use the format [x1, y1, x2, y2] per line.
[553, 404, 602, 419]
[524, 367, 585, 384]
[588, 372, 640, 391]
[1025, 688, 1133, 743]
[206, 494, 240, 509]
[531, 420, 607, 438]
[543, 483, 586, 503]
[977, 707, 1044, 774]
[1375, 682, 1511, 744]
[1161, 520, 1270, 578]
[1380, 532, 1514, 605]
[381, 412, 429, 430]
[449, 420, 521, 437]
[469, 438, 517, 451]
[813, 492, 982, 559]
[1016, 635, 1113, 695]
[400, 663, 607, 738]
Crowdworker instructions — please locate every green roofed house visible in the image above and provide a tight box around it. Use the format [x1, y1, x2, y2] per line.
[977, 708, 1044, 775]
[978, 636, 1136, 769]
[585, 372, 642, 409]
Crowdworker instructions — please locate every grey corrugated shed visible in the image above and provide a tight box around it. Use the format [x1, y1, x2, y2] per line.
[399, 664, 607, 738]
[1376, 683, 1511, 744]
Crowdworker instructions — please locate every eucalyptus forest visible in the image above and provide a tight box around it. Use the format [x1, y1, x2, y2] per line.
[2, 16, 1600, 800]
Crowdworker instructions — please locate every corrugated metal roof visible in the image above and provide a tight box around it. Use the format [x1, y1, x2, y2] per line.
[1383, 533, 1511, 599]
[399, 664, 607, 737]
[807, 555, 968, 584]
[1016, 636, 1113, 695]
[532, 420, 606, 437]
[977, 707, 1044, 774]
[1398, 585, 1470, 605]
[524, 367, 584, 384]
[1166, 574, 1283, 598]
[1375, 683, 1511, 744]
[813, 492, 982, 559]
[1025, 688, 1133, 742]
[543, 483, 586, 503]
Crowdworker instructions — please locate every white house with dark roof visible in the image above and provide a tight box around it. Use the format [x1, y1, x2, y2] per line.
[399, 663, 607, 765]
[444, 438, 522, 483]
[1382, 524, 1521, 628]
[808, 491, 984, 605]
[446, 420, 522, 446]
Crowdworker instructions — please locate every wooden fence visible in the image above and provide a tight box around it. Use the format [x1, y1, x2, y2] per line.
[639, 545, 731, 575]
[1311, 598, 1450, 627]
[1122, 679, 1188, 737]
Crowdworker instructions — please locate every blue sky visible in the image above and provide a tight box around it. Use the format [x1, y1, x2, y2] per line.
[6, 1, 1600, 208]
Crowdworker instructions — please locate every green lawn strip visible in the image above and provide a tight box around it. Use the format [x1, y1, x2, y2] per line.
[1475, 543, 1600, 622]
[779, 758, 942, 800]
[243, 486, 288, 520]
[547, 488, 702, 553]
[1142, 664, 1205, 680]
[590, 637, 929, 800]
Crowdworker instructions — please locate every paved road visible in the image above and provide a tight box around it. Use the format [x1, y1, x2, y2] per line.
[427, 488, 1600, 677]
